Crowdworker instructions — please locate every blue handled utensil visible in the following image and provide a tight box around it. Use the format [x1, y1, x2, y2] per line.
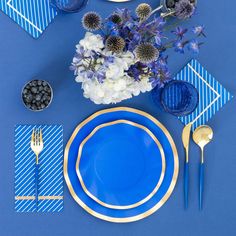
[182, 123, 192, 209]
[31, 129, 44, 211]
[199, 161, 204, 209]
[193, 125, 213, 210]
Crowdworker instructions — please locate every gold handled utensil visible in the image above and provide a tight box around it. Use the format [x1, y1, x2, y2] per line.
[31, 129, 44, 210]
[193, 125, 213, 210]
[182, 122, 192, 209]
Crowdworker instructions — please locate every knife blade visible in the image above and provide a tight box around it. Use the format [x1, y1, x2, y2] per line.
[182, 123, 192, 154]
[182, 122, 192, 209]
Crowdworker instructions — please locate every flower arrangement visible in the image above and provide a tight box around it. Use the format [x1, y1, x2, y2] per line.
[71, 0, 205, 104]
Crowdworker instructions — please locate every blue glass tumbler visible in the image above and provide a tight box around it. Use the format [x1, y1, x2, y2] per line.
[159, 80, 199, 116]
[50, 0, 88, 13]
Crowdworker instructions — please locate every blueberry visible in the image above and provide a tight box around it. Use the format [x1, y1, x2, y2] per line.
[23, 89, 28, 94]
[31, 87, 37, 94]
[43, 86, 48, 92]
[31, 105, 37, 110]
[38, 86, 43, 91]
[42, 81, 47, 86]
[38, 81, 42, 86]
[35, 94, 41, 101]
[26, 94, 33, 102]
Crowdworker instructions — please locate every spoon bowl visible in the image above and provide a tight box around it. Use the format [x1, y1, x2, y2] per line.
[193, 125, 213, 161]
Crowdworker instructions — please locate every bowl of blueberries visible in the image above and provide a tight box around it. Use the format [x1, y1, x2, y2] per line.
[22, 79, 53, 112]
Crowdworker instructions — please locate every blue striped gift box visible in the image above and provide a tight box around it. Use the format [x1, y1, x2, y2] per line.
[0, 0, 57, 39]
[14, 125, 63, 212]
[175, 59, 233, 130]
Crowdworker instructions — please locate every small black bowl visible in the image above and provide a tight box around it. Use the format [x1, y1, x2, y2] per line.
[22, 79, 53, 112]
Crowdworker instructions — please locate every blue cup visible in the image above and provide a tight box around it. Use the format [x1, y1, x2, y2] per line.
[153, 80, 199, 116]
[50, 0, 88, 13]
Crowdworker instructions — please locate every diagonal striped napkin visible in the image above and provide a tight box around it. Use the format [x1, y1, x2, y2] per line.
[175, 59, 233, 130]
[14, 125, 63, 212]
[0, 0, 57, 39]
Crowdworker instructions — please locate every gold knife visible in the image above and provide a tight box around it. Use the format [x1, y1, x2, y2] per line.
[182, 122, 192, 209]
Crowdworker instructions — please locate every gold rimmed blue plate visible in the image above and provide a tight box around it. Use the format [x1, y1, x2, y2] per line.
[64, 107, 179, 223]
[76, 119, 166, 210]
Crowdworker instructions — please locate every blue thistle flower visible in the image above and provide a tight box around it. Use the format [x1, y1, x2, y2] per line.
[171, 26, 188, 39]
[188, 39, 202, 54]
[174, 0, 195, 19]
[193, 25, 206, 37]
[173, 40, 187, 53]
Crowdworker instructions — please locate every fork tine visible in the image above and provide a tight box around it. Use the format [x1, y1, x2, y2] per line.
[40, 129, 43, 145]
[36, 129, 40, 146]
[31, 129, 35, 145]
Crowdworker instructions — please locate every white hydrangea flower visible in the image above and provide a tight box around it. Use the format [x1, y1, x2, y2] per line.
[79, 32, 104, 52]
[80, 74, 152, 104]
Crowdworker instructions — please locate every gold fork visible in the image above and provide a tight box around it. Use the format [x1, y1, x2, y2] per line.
[31, 128, 44, 210]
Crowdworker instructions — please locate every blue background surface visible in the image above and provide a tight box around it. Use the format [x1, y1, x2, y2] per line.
[0, 0, 235, 235]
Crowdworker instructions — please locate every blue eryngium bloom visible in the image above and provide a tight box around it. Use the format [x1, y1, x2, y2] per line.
[174, 41, 186, 53]
[188, 39, 202, 54]
[171, 26, 188, 39]
[148, 56, 171, 88]
[193, 25, 206, 37]
[174, 0, 195, 19]
[149, 69, 171, 88]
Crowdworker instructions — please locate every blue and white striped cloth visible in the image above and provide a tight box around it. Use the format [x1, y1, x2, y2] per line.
[0, 0, 57, 38]
[14, 125, 63, 212]
[175, 59, 233, 130]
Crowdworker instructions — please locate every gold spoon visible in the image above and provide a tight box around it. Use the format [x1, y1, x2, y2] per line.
[193, 125, 213, 210]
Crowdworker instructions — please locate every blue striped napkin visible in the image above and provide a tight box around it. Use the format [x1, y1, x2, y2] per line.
[175, 59, 233, 130]
[0, 0, 57, 39]
[14, 125, 63, 212]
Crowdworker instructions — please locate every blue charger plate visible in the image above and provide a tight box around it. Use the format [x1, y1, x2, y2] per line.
[76, 119, 166, 210]
[64, 107, 179, 223]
